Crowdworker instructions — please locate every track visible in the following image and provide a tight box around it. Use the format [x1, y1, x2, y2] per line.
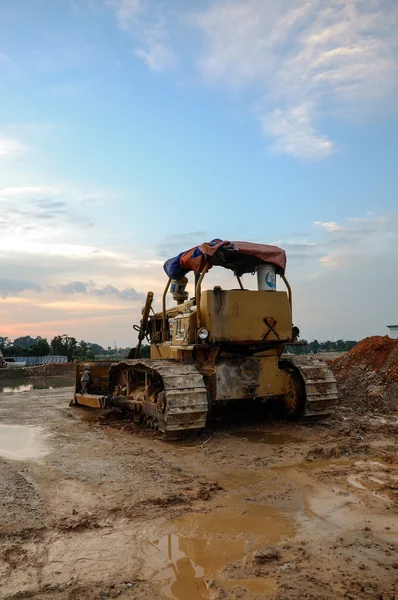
[76, 356, 337, 436]
[112, 360, 208, 437]
[284, 356, 338, 418]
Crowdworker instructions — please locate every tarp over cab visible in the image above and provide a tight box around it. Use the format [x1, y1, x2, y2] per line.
[164, 239, 286, 280]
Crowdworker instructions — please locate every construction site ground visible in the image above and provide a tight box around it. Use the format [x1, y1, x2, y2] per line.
[0, 373, 397, 600]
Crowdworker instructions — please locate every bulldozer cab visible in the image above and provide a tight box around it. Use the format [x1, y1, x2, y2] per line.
[148, 240, 295, 351]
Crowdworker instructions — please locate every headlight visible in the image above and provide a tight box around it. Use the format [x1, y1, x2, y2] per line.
[198, 327, 209, 340]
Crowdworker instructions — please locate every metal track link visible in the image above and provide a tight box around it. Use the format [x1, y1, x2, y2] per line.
[283, 356, 338, 419]
[120, 359, 208, 436]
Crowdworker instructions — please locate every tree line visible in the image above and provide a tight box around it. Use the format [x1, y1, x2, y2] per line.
[0, 334, 147, 361]
[1, 334, 356, 361]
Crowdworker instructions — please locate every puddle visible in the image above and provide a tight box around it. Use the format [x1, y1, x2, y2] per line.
[149, 494, 296, 599]
[0, 377, 72, 393]
[152, 535, 208, 600]
[0, 425, 50, 460]
[151, 534, 277, 600]
[231, 429, 303, 444]
[277, 458, 398, 542]
[213, 469, 269, 491]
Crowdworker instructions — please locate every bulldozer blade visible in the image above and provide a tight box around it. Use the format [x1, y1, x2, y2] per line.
[73, 393, 108, 408]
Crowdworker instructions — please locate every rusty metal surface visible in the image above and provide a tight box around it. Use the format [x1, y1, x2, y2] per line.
[73, 361, 114, 397]
[214, 354, 286, 401]
[200, 289, 292, 343]
[283, 356, 338, 418]
[215, 359, 258, 400]
[111, 360, 208, 435]
[74, 393, 107, 409]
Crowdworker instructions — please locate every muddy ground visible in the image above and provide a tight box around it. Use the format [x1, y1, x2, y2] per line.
[0, 380, 397, 600]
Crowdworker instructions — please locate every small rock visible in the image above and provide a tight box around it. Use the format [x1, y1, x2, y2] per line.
[280, 562, 298, 573]
[205, 578, 217, 590]
[253, 546, 281, 564]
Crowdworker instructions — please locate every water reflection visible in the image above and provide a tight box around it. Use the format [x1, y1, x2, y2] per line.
[0, 424, 49, 460]
[153, 534, 207, 600]
[150, 495, 294, 599]
[0, 377, 72, 393]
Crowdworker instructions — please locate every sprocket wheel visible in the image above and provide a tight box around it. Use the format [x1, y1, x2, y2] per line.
[276, 361, 306, 419]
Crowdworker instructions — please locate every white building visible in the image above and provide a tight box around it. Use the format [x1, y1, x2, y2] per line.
[387, 325, 398, 339]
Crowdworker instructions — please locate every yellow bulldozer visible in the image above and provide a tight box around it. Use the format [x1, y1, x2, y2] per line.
[71, 240, 337, 437]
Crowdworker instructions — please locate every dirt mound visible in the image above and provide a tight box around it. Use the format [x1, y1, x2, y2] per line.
[332, 336, 398, 414]
[0, 362, 74, 380]
[26, 362, 74, 378]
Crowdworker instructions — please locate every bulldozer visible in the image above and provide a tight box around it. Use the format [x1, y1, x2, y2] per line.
[71, 240, 338, 437]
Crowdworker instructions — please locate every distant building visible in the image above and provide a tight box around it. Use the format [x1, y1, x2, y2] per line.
[387, 325, 398, 339]
[3, 355, 68, 367]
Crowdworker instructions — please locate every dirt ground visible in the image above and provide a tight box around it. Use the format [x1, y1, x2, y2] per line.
[0, 379, 397, 600]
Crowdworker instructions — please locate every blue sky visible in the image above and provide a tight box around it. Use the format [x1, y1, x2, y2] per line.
[0, 0, 397, 345]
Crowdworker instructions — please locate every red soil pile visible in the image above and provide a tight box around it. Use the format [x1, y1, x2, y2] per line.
[332, 336, 398, 414]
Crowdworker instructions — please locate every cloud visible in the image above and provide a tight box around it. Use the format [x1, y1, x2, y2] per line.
[106, 0, 143, 31]
[1, 200, 396, 342]
[0, 186, 62, 197]
[0, 278, 42, 298]
[288, 213, 397, 271]
[319, 255, 340, 268]
[282, 242, 325, 263]
[102, 0, 398, 157]
[135, 42, 176, 72]
[106, 0, 177, 72]
[294, 218, 398, 339]
[260, 104, 334, 158]
[0, 136, 27, 158]
[155, 231, 207, 258]
[0, 271, 153, 346]
[53, 281, 146, 301]
[193, 0, 398, 158]
[252, 213, 398, 281]
[0, 212, 163, 297]
[0, 181, 157, 315]
[314, 221, 342, 232]
[269, 212, 398, 339]
[0, 277, 145, 303]
[0, 176, 164, 344]
[91, 285, 145, 301]
[54, 281, 90, 294]
[0, 185, 108, 241]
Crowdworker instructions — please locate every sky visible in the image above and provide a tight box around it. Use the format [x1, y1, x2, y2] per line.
[0, 0, 397, 347]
